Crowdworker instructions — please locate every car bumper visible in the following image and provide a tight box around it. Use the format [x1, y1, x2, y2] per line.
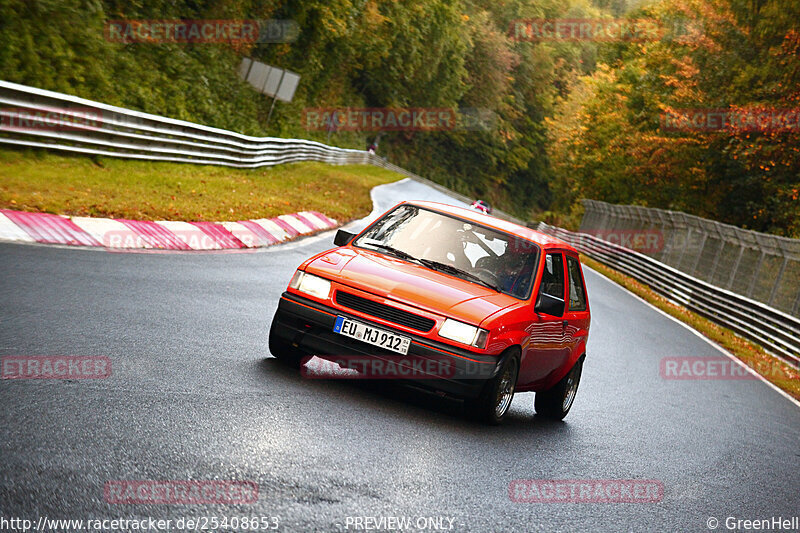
[271, 292, 505, 399]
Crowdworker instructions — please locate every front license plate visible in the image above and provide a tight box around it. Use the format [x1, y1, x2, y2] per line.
[333, 316, 411, 355]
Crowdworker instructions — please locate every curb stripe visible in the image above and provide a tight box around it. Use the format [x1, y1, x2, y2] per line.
[1, 210, 99, 246]
[0, 209, 339, 251]
[220, 221, 262, 248]
[278, 214, 312, 234]
[269, 217, 300, 238]
[155, 220, 219, 250]
[190, 221, 246, 249]
[118, 219, 190, 250]
[294, 212, 326, 231]
[236, 220, 279, 246]
[0, 212, 35, 242]
[71, 217, 135, 247]
[310, 211, 337, 228]
[252, 219, 289, 242]
[300, 211, 334, 230]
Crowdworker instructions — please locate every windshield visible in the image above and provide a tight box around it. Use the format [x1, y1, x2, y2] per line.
[354, 205, 540, 299]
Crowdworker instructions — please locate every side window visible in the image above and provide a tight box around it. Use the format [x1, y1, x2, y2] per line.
[538, 252, 564, 299]
[566, 256, 587, 311]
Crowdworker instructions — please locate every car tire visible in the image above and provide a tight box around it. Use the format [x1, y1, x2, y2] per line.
[268, 321, 305, 369]
[465, 351, 520, 425]
[534, 357, 583, 420]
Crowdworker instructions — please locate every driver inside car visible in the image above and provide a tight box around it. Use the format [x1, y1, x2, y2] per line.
[469, 241, 536, 298]
[497, 251, 536, 297]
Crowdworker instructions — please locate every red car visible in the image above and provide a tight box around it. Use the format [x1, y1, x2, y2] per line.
[470, 199, 492, 214]
[269, 201, 590, 424]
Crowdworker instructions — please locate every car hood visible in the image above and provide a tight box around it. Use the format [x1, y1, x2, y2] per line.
[304, 248, 521, 325]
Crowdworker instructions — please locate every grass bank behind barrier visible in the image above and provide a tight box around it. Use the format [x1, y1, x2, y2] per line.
[0, 148, 401, 223]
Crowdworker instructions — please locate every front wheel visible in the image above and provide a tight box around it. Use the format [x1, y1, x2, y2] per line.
[465, 352, 519, 425]
[535, 357, 583, 420]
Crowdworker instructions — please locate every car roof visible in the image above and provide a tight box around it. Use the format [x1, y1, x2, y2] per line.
[404, 201, 578, 253]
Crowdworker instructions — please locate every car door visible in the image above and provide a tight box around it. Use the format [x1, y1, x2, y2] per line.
[520, 250, 571, 387]
[563, 253, 590, 366]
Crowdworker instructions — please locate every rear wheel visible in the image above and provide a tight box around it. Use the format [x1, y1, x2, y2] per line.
[465, 351, 519, 425]
[535, 357, 583, 420]
[268, 321, 305, 369]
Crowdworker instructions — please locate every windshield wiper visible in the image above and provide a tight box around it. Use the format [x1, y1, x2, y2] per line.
[417, 258, 501, 293]
[362, 242, 423, 264]
[362, 242, 502, 293]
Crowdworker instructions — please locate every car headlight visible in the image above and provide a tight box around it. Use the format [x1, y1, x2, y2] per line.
[289, 271, 331, 300]
[438, 318, 489, 349]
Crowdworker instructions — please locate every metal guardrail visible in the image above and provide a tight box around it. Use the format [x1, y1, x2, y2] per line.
[536, 222, 800, 368]
[0, 80, 372, 167]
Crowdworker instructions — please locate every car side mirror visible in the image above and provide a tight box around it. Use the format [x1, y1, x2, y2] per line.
[535, 293, 565, 317]
[334, 229, 356, 246]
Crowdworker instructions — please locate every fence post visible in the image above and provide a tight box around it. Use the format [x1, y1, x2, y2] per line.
[727, 245, 746, 290]
[657, 210, 676, 264]
[708, 222, 726, 282]
[676, 216, 690, 267]
[768, 256, 789, 307]
[689, 231, 708, 277]
[747, 250, 766, 299]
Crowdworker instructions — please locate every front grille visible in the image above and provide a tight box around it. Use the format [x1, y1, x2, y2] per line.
[335, 291, 436, 332]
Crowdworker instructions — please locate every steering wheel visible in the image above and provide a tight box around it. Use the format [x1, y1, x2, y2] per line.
[473, 268, 500, 286]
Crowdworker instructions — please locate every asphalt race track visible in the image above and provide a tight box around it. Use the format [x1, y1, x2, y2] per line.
[1, 178, 799, 532]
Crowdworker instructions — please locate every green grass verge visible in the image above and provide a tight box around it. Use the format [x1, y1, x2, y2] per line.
[581, 255, 800, 401]
[0, 148, 401, 223]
